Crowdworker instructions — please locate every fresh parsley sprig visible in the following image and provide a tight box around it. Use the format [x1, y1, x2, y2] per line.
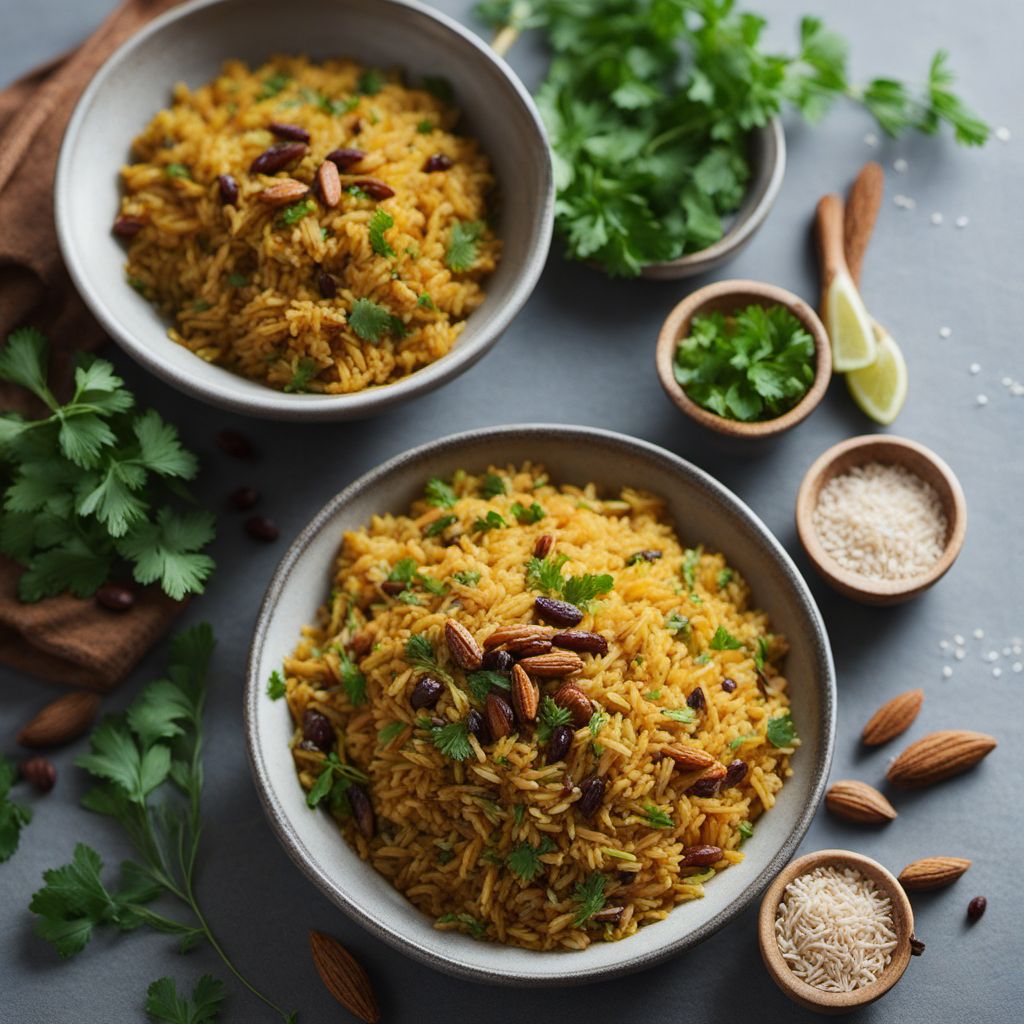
[570, 872, 608, 926]
[145, 974, 225, 1024]
[525, 553, 613, 610]
[27, 626, 296, 1023]
[404, 633, 454, 685]
[0, 754, 32, 862]
[0, 329, 215, 602]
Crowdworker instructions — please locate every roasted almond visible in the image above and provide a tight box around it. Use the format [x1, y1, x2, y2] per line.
[661, 745, 716, 772]
[510, 663, 539, 724]
[533, 534, 554, 559]
[17, 691, 101, 749]
[257, 178, 310, 206]
[317, 159, 342, 207]
[551, 629, 608, 655]
[551, 682, 593, 727]
[485, 691, 515, 739]
[517, 651, 583, 677]
[483, 624, 551, 649]
[887, 729, 997, 788]
[505, 636, 552, 657]
[444, 617, 483, 670]
[825, 779, 897, 824]
[308, 930, 380, 1024]
[862, 688, 924, 746]
[898, 856, 972, 891]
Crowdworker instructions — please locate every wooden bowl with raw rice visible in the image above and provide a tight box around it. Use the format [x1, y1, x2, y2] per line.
[55, 0, 553, 421]
[796, 435, 967, 605]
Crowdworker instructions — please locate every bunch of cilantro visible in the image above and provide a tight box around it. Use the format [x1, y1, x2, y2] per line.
[0, 328, 215, 602]
[28, 625, 296, 1022]
[674, 303, 815, 421]
[476, 0, 990, 276]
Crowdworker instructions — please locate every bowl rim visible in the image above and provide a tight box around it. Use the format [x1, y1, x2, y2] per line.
[795, 434, 967, 604]
[639, 117, 786, 279]
[757, 847, 915, 1013]
[244, 423, 837, 984]
[53, 0, 554, 422]
[654, 279, 833, 438]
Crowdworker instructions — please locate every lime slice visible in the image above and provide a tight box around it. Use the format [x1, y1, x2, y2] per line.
[825, 271, 877, 371]
[846, 321, 908, 425]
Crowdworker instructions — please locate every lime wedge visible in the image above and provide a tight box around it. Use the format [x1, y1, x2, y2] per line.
[825, 271, 877, 371]
[846, 321, 908, 425]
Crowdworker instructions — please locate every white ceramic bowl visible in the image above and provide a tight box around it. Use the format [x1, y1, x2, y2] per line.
[55, 0, 553, 421]
[245, 425, 836, 984]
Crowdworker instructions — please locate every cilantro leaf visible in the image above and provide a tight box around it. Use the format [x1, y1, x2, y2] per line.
[368, 209, 396, 258]
[738, 820, 754, 840]
[709, 626, 742, 651]
[661, 708, 695, 724]
[336, 647, 367, 705]
[506, 836, 554, 882]
[377, 721, 408, 747]
[445, 220, 484, 272]
[0, 327, 53, 403]
[0, 754, 32, 862]
[525, 553, 568, 594]
[17, 536, 113, 602]
[404, 633, 453, 685]
[562, 572, 613, 609]
[133, 410, 198, 479]
[115, 508, 215, 601]
[424, 514, 456, 537]
[570, 872, 607, 926]
[472, 510, 506, 533]
[766, 713, 798, 748]
[358, 68, 384, 95]
[436, 911, 484, 937]
[665, 612, 690, 639]
[266, 670, 286, 700]
[284, 358, 318, 393]
[511, 501, 545, 524]
[467, 670, 510, 703]
[348, 298, 405, 343]
[453, 570, 480, 586]
[430, 721, 474, 762]
[643, 803, 674, 829]
[479, 472, 506, 498]
[536, 695, 572, 743]
[424, 476, 457, 508]
[145, 975, 225, 1024]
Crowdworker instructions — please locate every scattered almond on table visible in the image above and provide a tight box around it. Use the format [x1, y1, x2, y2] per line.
[898, 857, 971, 891]
[861, 689, 924, 746]
[825, 780, 897, 824]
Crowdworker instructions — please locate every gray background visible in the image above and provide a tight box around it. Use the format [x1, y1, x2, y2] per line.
[2, 0, 1021, 1020]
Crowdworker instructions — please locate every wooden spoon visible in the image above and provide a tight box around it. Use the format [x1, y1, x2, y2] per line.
[815, 193, 848, 315]
[843, 161, 884, 288]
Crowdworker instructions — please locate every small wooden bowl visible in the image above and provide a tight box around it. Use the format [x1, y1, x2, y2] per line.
[655, 279, 832, 438]
[796, 435, 967, 605]
[759, 849, 916, 1015]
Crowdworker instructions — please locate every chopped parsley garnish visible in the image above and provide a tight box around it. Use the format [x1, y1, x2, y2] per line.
[227, 272, 249, 287]
[536, 695, 572, 743]
[694, 653, 711, 665]
[737, 820, 754, 840]
[588, 709, 608, 738]
[306, 752, 369, 808]
[754, 635, 773, 671]
[403, 633, 453, 684]
[766, 713, 798, 748]
[164, 163, 190, 179]
[278, 198, 317, 226]
[445, 220, 484, 272]
[661, 708, 695, 723]
[387, 559, 447, 601]
[257, 72, 291, 99]
[524, 553, 613, 610]
[417, 120, 435, 133]
[717, 568, 734, 589]
[570, 872, 608, 926]
[283, 357, 318, 393]
[525, 553, 569, 594]
[729, 733, 757, 750]
[0, 754, 32, 862]
[563, 572, 614, 609]
[424, 514, 457, 537]
[348, 298, 405, 343]
[436, 912, 484, 938]
[511, 501, 546, 524]
[709, 626, 742, 651]
[417, 292, 436, 309]
[479, 472, 507, 498]
[418, 574, 448, 596]
[643, 804, 674, 829]
[378, 721, 408, 747]
[453, 570, 480, 587]
[266, 670, 286, 700]
[674, 305, 815, 422]
[357, 69, 384, 95]
[368, 208, 396, 258]
[506, 836, 555, 882]
[467, 670, 510, 703]
[430, 721, 474, 761]
[424, 476, 457, 508]
[645, 689, 661, 700]
[665, 612, 690, 638]
[336, 647, 367, 705]
[145, 976, 225, 1024]
[681, 547, 701, 589]
[472, 510, 506, 533]
[437, 847, 455, 864]
[388, 558, 418, 584]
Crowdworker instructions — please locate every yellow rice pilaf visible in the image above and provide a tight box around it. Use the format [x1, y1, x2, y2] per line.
[117, 57, 499, 393]
[282, 464, 798, 950]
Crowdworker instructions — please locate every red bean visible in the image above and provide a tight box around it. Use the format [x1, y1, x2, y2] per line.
[551, 630, 608, 655]
[687, 687, 705, 711]
[467, 708, 490, 744]
[723, 759, 748, 788]
[112, 215, 145, 238]
[347, 783, 375, 838]
[481, 649, 515, 675]
[95, 582, 135, 612]
[325, 147, 366, 170]
[722, 678, 737, 693]
[216, 430, 254, 459]
[350, 178, 394, 200]
[217, 174, 239, 205]
[269, 122, 311, 143]
[534, 596, 583, 628]
[302, 710, 334, 751]
[577, 775, 605, 817]
[423, 153, 453, 172]
[318, 271, 337, 298]
[546, 724, 573, 763]
[228, 486, 260, 510]
[19, 757, 57, 793]
[245, 516, 279, 542]
[967, 896, 987, 922]
[410, 676, 443, 710]
[250, 142, 307, 175]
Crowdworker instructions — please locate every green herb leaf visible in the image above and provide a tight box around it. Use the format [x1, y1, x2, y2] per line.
[424, 514, 457, 537]
[510, 501, 545, 524]
[227, 273, 249, 287]
[681, 548, 701, 589]
[562, 572, 613, 609]
[258, 72, 291, 99]
[424, 477, 457, 508]
[506, 837, 554, 882]
[754, 635, 772, 671]
[430, 721, 474, 762]
[588, 709, 608, 738]
[164, 164, 191, 180]
[404, 633, 453, 685]
[453, 570, 480, 587]
[472, 510, 506, 534]
[337, 647, 367, 706]
[729, 733, 756, 750]
[709, 626, 742, 651]
[368, 208, 396, 258]
[737, 820, 754, 839]
[716, 568, 734, 589]
[436, 911, 484, 937]
[378, 721, 408, 747]
[266, 670, 286, 700]
[665, 612, 690, 638]
[479, 473, 506, 498]
[0, 754, 32, 862]
[277, 198, 316, 227]
[114, 508, 215, 601]
[536, 695, 572, 743]
[445, 220, 484, 272]
[467, 670, 510, 703]
[145, 974, 225, 1024]
[525, 553, 569, 594]
[358, 69, 384, 95]
[661, 708, 695, 724]
[284, 357, 318, 393]
[348, 298, 405, 343]
[570, 872, 607, 926]
[766, 713, 798, 748]
[643, 803, 674, 829]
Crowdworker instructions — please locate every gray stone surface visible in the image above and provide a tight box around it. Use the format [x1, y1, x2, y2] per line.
[1, 0, 1020, 1020]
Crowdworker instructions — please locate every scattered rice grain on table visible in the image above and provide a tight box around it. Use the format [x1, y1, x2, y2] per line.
[280, 464, 798, 949]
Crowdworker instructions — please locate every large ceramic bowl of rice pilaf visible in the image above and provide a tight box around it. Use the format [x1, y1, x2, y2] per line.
[55, 0, 553, 420]
[246, 426, 836, 983]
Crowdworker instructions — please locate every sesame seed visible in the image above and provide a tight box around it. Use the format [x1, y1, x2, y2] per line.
[942, 666, 953, 679]
[977, 394, 989, 406]
[986, 650, 999, 662]
[864, 132, 879, 147]
[939, 640, 950, 651]
[1013, 645, 1023, 655]
[1002, 376, 1014, 387]
[955, 215, 969, 228]
[939, 326, 952, 339]
[954, 634, 965, 646]
[969, 363, 981, 375]
[930, 212, 944, 225]
[1003, 647, 1012, 656]
[893, 158, 908, 173]
[993, 667, 1003, 678]
[893, 194, 917, 210]
[1013, 384, 1024, 397]
[995, 126, 1011, 142]
[1013, 662, 1023, 673]
[955, 649, 966, 661]
[973, 628, 985, 639]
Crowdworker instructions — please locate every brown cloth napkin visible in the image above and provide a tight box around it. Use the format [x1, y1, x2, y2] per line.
[0, 0, 187, 691]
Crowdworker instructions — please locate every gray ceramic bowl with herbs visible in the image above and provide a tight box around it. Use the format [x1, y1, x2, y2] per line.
[245, 424, 836, 985]
[54, 0, 553, 422]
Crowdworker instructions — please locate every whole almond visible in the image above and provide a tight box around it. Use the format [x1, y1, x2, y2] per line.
[518, 651, 583, 677]
[483, 623, 551, 649]
[887, 729, 997, 788]
[898, 856, 972, 891]
[552, 681, 593, 727]
[862, 688, 924, 746]
[308, 930, 380, 1024]
[533, 534, 554, 559]
[444, 618, 483, 670]
[510, 663, 539, 724]
[825, 779, 897, 824]
[485, 691, 515, 739]
[257, 178, 310, 206]
[317, 160, 342, 207]
[661, 745, 715, 772]
[17, 691, 100, 749]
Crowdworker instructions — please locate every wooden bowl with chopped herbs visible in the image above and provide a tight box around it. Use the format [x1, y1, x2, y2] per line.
[655, 280, 832, 439]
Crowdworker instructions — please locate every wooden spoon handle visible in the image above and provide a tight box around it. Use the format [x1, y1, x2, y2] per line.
[844, 162, 884, 289]
[816, 193, 848, 313]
